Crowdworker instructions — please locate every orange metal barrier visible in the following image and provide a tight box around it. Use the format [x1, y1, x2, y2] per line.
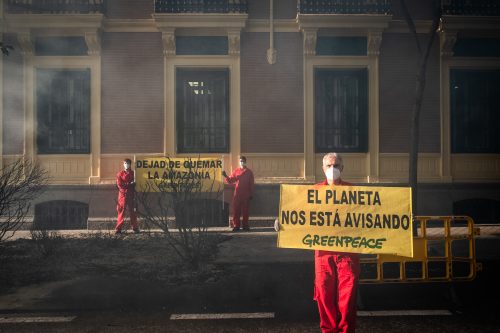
[359, 216, 481, 284]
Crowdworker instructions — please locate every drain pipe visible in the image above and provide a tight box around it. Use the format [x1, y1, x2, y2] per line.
[267, 0, 277, 64]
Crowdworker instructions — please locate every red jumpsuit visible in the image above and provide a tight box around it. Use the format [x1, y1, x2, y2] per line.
[314, 179, 360, 333]
[225, 167, 254, 229]
[115, 169, 138, 232]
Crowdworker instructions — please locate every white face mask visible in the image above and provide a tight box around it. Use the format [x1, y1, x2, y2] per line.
[325, 167, 341, 184]
[124, 163, 131, 170]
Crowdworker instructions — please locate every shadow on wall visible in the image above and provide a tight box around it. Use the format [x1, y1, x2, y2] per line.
[453, 198, 500, 224]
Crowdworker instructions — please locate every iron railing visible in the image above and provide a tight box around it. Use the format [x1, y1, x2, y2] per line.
[6, 0, 105, 14]
[154, 0, 248, 14]
[442, 0, 500, 16]
[297, 0, 391, 14]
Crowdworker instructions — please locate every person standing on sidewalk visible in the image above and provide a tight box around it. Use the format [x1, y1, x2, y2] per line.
[115, 158, 140, 234]
[222, 156, 255, 232]
[275, 152, 360, 333]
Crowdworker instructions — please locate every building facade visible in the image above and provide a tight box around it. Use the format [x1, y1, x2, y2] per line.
[1, 0, 500, 227]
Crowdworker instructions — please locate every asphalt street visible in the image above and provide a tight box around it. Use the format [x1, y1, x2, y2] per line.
[1, 228, 500, 332]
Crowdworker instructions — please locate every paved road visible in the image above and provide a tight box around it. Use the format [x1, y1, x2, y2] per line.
[1, 227, 500, 332]
[0, 263, 499, 333]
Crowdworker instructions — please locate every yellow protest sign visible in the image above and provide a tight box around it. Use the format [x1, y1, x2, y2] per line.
[135, 157, 223, 192]
[277, 184, 413, 257]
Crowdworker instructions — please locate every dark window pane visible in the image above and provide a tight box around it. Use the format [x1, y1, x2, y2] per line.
[315, 69, 368, 153]
[450, 70, 500, 153]
[176, 36, 228, 55]
[176, 69, 229, 153]
[37, 69, 91, 154]
[316, 37, 367, 56]
[35, 36, 88, 56]
[453, 198, 500, 225]
[453, 38, 500, 57]
[34, 200, 89, 230]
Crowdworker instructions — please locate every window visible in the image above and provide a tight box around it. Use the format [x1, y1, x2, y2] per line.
[315, 69, 368, 152]
[37, 69, 90, 154]
[34, 201, 89, 230]
[450, 69, 500, 153]
[176, 69, 229, 153]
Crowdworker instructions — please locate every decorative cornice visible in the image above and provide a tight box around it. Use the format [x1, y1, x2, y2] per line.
[153, 13, 248, 30]
[153, 14, 248, 57]
[103, 19, 157, 33]
[5, 13, 103, 57]
[302, 29, 317, 56]
[440, 15, 500, 32]
[386, 20, 434, 34]
[297, 14, 392, 32]
[245, 19, 298, 33]
[4, 14, 104, 32]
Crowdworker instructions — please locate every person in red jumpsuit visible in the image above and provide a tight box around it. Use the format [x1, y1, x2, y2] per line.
[222, 156, 255, 232]
[115, 158, 140, 234]
[275, 152, 360, 333]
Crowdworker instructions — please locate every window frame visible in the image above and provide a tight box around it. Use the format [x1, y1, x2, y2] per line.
[175, 68, 230, 154]
[314, 68, 369, 153]
[450, 68, 500, 154]
[36, 68, 91, 154]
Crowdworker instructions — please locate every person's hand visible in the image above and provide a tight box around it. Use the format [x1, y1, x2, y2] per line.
[274, 218, 280, 232]
[222, 170, 228, 178]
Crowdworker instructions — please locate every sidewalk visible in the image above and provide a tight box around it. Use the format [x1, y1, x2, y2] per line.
[214, 229, 314, 264]
[6, 225, 500, 263]
[5, 227, 314, 264]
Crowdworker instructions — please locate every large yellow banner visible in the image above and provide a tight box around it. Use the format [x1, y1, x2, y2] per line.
[278, 184, 413, 257]
[135, 157, 223, 193]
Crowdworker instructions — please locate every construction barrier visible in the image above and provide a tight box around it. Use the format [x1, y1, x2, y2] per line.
[359, 216, 481, 283]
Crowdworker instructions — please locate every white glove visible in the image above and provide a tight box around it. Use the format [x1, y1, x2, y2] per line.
[274, 218, 280, 232]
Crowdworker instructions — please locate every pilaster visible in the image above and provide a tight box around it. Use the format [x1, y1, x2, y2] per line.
[302, 28, 317, 182]
[439, 31, 457, 182]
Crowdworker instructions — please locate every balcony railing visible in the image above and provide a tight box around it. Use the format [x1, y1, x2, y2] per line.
[442, 0, 500, 16]
[154, 0, 248, 14]
[297, 0, 391, 14]
[6, 0, 105, 14]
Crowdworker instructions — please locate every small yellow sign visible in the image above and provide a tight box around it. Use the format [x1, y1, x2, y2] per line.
[278, 184, 413, 257]
[135, 157, 223, 193]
